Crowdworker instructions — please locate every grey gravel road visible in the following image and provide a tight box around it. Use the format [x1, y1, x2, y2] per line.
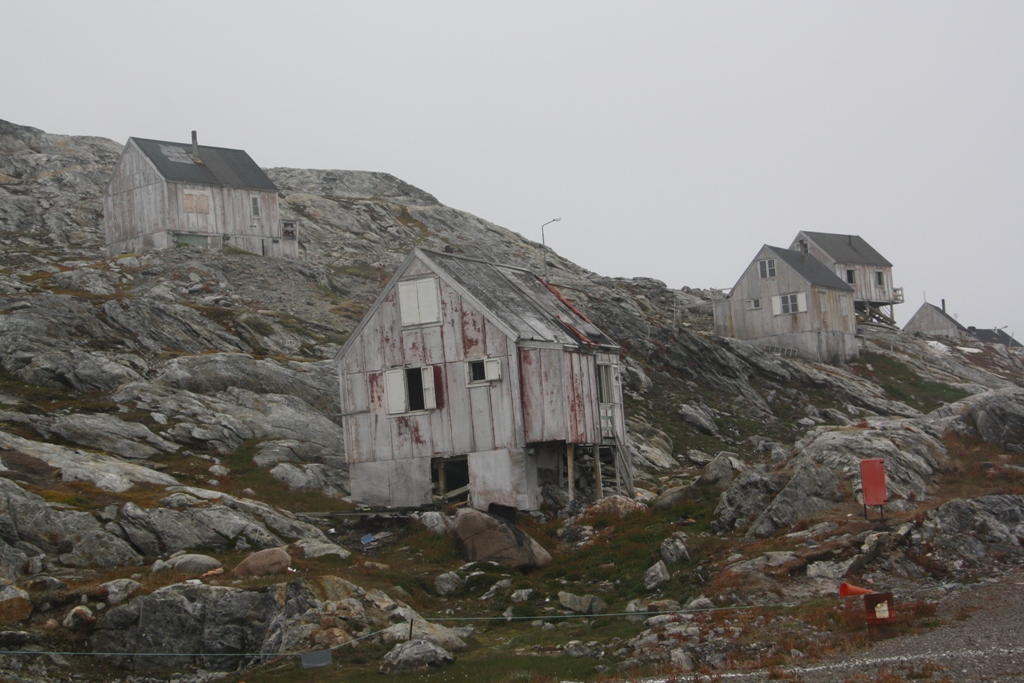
[644, 568, 1024, 682]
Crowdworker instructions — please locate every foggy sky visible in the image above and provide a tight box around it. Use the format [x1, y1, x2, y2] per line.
[2, 0, 1022, 339]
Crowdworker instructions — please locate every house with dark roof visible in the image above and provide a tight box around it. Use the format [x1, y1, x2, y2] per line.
[335, 248, 633, 511]
[102, 133, 297, 258]
[789, 231, 903, 324]
[713, 245, 858, 363]
[903, 301, 971, 340]
[904, 301, 1021, 347]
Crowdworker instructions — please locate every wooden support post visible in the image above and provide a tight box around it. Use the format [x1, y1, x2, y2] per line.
[594, 447, 603, 500]
[566, 443, 576, 503]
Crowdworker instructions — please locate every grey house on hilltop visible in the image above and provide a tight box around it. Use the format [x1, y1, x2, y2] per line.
[335, 248, 633, 512]
[103, 133, 298, 258]
[904, 301, 1021, 347]
[789, 231, 903, 324]
[713, 245, 858, 363]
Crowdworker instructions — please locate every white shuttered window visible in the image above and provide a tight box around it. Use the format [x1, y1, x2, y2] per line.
[771, 293, 807, 315]
[398, 278, 440, 326]
[384, 366, 437, 414]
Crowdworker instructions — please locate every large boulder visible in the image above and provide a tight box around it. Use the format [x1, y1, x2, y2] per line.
[968, 390, 1024, 452]
[745, 461, 841, 538]
[450, 509, 551, 569]
[232, 548, 291, 577]
[586, 495, 647, 518]
[0, 585, 32, 622]
[558, 591, 607, 614]
[380, 639, 454, 674]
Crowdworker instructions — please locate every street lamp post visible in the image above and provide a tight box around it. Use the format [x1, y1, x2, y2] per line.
[541, 217, 562, 280]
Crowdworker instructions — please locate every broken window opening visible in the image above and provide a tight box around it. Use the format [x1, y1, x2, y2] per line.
[384, 366, 438, 414]
[432, 455, 469, 503]
[846, 269, 856, 284]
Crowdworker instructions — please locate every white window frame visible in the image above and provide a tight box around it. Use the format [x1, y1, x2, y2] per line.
[758, 259, 777, 279]
[398, 278, 441, 327]
[384, 366, 437, 414]
[771, 292, 807, 315]
[467, 358, 501, 384]
[746, 298, 761, 311]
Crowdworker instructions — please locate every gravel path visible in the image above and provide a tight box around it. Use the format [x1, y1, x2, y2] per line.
[645, 569, 1024, 682]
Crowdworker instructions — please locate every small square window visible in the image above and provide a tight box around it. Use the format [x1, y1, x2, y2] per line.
[758, 259, 776, 278]
[781, 293, 799, 314]
[468, 359, 501, 383]
[745, 298, 761, 311]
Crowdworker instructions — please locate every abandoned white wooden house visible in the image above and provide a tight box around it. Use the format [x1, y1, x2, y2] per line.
[102, 133, 298, 258]
[904, 301, 1022, 348]
[789, 231, 903, 325]
[335, 248, 633, 512]
[713, 245, 858, 363]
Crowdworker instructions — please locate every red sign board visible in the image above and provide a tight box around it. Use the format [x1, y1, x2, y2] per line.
[860, 458, 887, 507]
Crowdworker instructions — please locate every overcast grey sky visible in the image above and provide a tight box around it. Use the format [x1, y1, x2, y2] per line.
[3, 1, 1022, 339]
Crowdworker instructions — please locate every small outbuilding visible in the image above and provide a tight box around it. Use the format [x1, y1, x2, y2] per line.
[713, 245, 858, 363]
[102, 133, 297, 258]
[789, 231, 903, 324]
[335, 248, 633, 512]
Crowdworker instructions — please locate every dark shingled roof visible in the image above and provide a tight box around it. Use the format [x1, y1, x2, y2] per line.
[421, 250, 618, 350]
[969, 328, 1022, 347]
[766, 246, 854, 291]
[131, 137, 277, 192]
[800, 231, 892, 267]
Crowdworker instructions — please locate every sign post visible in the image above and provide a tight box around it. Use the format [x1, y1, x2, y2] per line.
[860, 458, 887, 522]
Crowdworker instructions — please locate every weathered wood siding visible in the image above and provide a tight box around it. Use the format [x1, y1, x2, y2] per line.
[103, 140, 294, 258]
[103, 141, 168, 250]
[714, 246, 857, 362]
[799, 239, 894, 304]
[903, 304, 968, 339]
[338, 262, 527, 508]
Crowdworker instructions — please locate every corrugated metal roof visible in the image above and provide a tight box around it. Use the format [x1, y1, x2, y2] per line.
[131, 137, 278, 191]
[422, 250, 618, 350]
[799, 231, 893, 267]
[767, 246, 854, 291]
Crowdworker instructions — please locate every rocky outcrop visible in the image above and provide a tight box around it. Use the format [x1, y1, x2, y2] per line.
[714, 421, 947, 537]
[450, 508, 552, 569]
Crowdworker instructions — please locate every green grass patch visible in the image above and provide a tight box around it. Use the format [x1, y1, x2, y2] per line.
[848, 352, 969, 412]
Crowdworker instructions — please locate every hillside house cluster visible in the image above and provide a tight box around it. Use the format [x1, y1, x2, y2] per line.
[335, 248, 633, 512]
[102, 133, 297, 258]
[714, 232, 903, 363]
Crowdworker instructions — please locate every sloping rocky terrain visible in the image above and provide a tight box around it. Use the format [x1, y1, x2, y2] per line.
[1, 118, 1023, 683]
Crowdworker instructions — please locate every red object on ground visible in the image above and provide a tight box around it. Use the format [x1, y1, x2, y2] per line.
[860, 458, 887, 506]
[839, 582, 874, 597]
[864, 592, 897, 625]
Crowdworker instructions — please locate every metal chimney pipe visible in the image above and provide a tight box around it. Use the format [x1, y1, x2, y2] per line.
[942, 299, 946, 312]
[191, 131, 198, 159]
